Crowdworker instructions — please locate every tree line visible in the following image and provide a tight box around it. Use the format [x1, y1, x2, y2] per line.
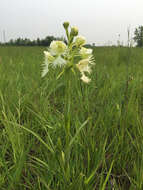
[134, 26, 143, 47]
[0, 36, 66, 46]
[0, 26, 143, 47]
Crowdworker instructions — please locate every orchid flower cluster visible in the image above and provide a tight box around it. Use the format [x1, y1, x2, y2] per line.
[42, 22, 95, 83]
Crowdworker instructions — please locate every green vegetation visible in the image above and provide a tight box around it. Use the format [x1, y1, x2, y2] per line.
[0, 46, 143, 189]
[134, 26, 143, 47]
[0, 36, 65, 46]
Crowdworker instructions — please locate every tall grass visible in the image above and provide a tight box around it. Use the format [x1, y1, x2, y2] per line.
[0, 46, 143, 189]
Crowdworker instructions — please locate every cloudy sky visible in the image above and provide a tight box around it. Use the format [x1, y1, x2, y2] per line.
[0, 0, 143, 45]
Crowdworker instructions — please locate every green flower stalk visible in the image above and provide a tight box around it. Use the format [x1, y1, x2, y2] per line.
[63, 21, 70, 42]
[41, 22, 95, 142]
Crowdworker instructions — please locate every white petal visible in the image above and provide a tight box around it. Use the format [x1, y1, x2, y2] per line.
[53, 56, 66, 67]
[80, 74, 91, 83]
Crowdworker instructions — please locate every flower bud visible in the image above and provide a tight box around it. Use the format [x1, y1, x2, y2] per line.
[63, 21, 69, 29]
[70, 26, 78, 37]
[75, 35, 86, 46]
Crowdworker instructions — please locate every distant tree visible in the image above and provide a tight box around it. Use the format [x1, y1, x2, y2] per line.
[0, 35, 66, 46]
[40, 36, 56, 46]
[134, 26, 143, 47]
[36, 38, 41, 46]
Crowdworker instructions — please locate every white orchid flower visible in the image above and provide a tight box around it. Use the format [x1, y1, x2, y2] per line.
[42, 51, 54, 77]
[42, 22, 95, 83]
[76, 58, 92, 74]
[75, 36, 86, 47]
[80, 47, 93, 58]
[50, 41, 67, 55]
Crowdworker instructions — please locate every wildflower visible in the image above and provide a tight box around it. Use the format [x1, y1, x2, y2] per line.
[42, 51, 67, 77]
[76, 59, 92, 74]
[70, 26, 78, 36]
[80, 47, 93, 58]
[80, 73, 91, 83]
[50, 41, 67, 55]
[42, 21, 95, 83]
[75, 35, 86, 47]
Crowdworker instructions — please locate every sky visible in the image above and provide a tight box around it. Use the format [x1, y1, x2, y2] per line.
[0, 0, 143, 46]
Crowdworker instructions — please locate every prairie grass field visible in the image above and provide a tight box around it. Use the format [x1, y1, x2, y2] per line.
[0, 46, 143, 189]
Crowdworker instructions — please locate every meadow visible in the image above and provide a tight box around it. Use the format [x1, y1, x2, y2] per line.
[0, 46, 143, 189]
